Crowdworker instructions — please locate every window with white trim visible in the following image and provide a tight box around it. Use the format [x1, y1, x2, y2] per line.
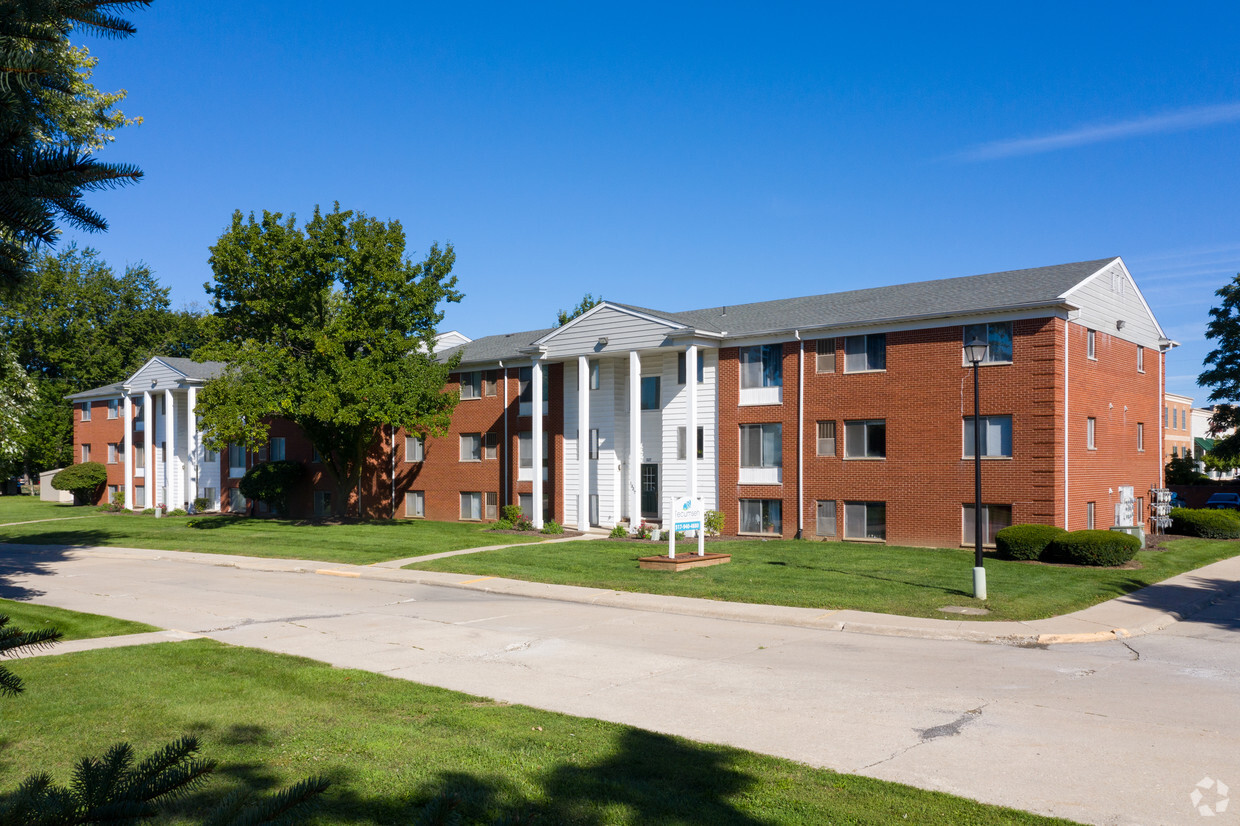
[1137, 422, 1144, 452]
[739, 499, 781, 535]
[963, 415, 1012, 458]
[589, 360, 600, 390]
[518, 431, 549, 470]
[107, 443, 119, 464]
[460, 371, 482, 400]
[133, 485, 146, 508]
[107, 399, 118, 419]
[485, 491, 497, 520]
[816, 500, 836, 537]
[405, 436, 423, 462]
[740, 423, 782, 482]
[962, 322, 1013, 364]
[816, 421, 836, 456]
[484, 370, 498, 396]
[1087, 329, 1096, 359]
[815, 339, 834, 373]
[483, 432, 498, 460]
[1086, 501, 1095, 530]
[844, 420, 886, 459]
[1137, 345, 1144, 373]
[460, 491, 482, 520]
[962, 504, 1012, 546]
[406, 490, 424, 518]
[460, 433, 482, 461]
[844, 501, 886, 540]
[269, 437, 285, 461]
[739, 345, 783, 388]
[641, 376, 661, 410]
[675, 427, 703, 460]
[590, 428, 599, 460]
[135, 444, 145, 466]
[676, 352, 705, 384]
[843, 334, 885, 372]
[81, 402, 91, 422]
[81, 443, 91, 462]
[1087, 417, 1096, 450]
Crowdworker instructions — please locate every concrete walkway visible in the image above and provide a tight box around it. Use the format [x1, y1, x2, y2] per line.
[6, 541, 1239, 645]
[371, 531, 607, 567]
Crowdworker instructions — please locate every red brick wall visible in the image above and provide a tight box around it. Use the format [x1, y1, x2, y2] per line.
[73, 398, 125, 504]
[717, 318, 1160, 548]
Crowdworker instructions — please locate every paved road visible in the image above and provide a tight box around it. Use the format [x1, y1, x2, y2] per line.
[1, 546, 1236, 826]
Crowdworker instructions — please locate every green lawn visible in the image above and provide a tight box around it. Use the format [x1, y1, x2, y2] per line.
[0, 596, 157, 640]
[405, 537, 1240, 622]
[0, 640, 1077, 825]
[0, 495, 91, 525]
[0, 498, 545, 564]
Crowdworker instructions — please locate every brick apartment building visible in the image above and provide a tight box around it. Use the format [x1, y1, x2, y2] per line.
[68, 256, 1172, 547]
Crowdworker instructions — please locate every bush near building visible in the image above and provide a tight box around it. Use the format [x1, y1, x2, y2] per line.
[994, 525, 1067, 561]
[1170, 507, 1240, 540]
[49, 461, 106, 504]
[1045, 530, 1140, 567]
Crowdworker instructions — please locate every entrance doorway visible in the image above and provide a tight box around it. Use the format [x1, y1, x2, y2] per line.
[640, 463, 659, 519]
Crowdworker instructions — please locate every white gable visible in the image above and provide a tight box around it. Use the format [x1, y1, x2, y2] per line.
[537, 304, 684, 357]
[1061, 257, 1166, 348]
[126, 357, 189, 392]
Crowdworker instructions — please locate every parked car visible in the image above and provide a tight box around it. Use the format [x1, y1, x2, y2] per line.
[1204, 492, 1240, 510]
[1169, 492, 1187, 509]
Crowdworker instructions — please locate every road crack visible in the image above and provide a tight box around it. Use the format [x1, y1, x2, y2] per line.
[861, 704, 988, 770]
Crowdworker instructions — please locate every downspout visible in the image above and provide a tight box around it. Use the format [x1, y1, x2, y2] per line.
[501, 361, 508, 507]
[1158, 348, 1165, 489]
[795, 330, 804, 540]
[390, 424, 395, 518]
[1064, 320, 1070, 530]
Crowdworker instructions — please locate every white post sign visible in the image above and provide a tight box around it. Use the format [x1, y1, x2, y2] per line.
[669, 496, 705, 558]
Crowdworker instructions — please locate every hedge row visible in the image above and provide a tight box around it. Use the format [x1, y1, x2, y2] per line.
[995, 524, 1139, 567]
[1170, 507, 1240, 539]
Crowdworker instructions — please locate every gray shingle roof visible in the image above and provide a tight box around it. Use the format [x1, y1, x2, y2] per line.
[437, 327, 556, 365]
[158, 357, 229, 380]
[611, 258, 1117, 337]
[65, 382, 126, 400]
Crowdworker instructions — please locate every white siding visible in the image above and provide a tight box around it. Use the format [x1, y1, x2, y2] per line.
[562, 358, 624, 527]
[1067, 260, 1163, 348]
[542, 307, 677, 358]
[129, 359, 186, 390]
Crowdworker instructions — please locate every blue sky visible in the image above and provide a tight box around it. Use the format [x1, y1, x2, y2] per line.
[64, 1, 1240, 402]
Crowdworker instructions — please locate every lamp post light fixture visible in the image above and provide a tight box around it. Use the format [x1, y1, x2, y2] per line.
[964, 335, 989, 600]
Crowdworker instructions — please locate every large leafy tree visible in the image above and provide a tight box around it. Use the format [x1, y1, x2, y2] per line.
[555, 292, 601, 327]
[0, 246, 207, 477]
[0, 345, 36, 469]
[196, 204, 463, 517]
[0, 0, 147, 289]
[1199, 273, 1240, 462]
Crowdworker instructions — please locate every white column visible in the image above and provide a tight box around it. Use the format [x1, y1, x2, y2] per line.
[686, 344, 698, 500]
[629, 350, 641, 525]
[164, 388, 175, 509]
[186, 386, 198, 506]
[531, 360, 544, 529]
[577, 355, 590, 532]
[142, 390, 154, 507]
[122, 394, 133, 510]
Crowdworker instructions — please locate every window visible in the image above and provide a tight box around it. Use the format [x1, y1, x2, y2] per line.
[589, 493, 599, 527]
[484, 370, 498, 397]
[257, 443, 268, 462]
[816, 421, 836, 456]
[675, 352, 705, 385]
[199, 487, 215, 509]
[460, 433, 482, 461]
[460, 492, 482, 520]
[228, 443, 246, 475]
[962, 322, 1013, 364]
[816, 500, 836, 537]
[589, 360, 600, 390]
[81, 402, 91, 422]
[963, 415, 1012, 458]
[590, 428, 599, 460]
[229, 488, 246, 513]
[81, 443, 90, 462]
[1087, 329, 1096, 359]
[1137, 422, 1145, 452]
[678, 427, 705, 460]
[485, 491, 497, 520]
[484, 432, 498, 460]
[518, 431, 549, 470]
[405, 436, 424, 462]
[107, 484, 120, 504]
[740, 345, 782, 388]
[1087, 417, 1096, 450]
[739, 499, 781, 535]
[518, 366, 549, 409]
[844, 501, 886, 540]
[269, 437, 286, 461]
[1164, 406, 1169, 427]
[1086, 501, 1095, 530]
[310, 446, 321, 463]
[962, 504, 1012, 546]
[107, 399, 118, 419]
[641, 376, 661, 410]
[844, 420, 886, 459]
[313, 490, 331, 517]
[204, 445, 218, 463]
[815, 339, 835, 373]
[843, 334, 885, 372]
[1137, 346, 1145, 373]
[460, 371, 482, 400]
[107, 443, 119, 464]
[406, 490, 424, 517]
[697, 427, 704, 459]
[740, 424, 782, 469]
[1172, 408, 1177, 429]
[519, 493, 533, 521]
[133, 485, 146, 508]
[135, 445, 145, 466]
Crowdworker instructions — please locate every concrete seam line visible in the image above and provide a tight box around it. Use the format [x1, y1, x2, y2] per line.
[1036, 630, 1119, 645]
[315, 569, 361, 578]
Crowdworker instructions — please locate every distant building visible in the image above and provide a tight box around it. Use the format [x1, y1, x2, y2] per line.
[70, 256, 1172, 546]
[1164, 393, 1194, 463]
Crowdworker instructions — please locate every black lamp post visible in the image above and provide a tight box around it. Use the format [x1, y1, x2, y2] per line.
[964, 335, 989, 600]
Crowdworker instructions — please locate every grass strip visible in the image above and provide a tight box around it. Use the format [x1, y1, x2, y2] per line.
[0, 596, 158, 640]
[406, 537, 1240, 621]
[0, 499, 544, 564]
[0, 640, 1078, 824]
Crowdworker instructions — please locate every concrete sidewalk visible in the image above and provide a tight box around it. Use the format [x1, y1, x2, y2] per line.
[5, 541, 1238, 645]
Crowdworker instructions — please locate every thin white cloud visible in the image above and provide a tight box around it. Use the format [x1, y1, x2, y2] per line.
[957, 102, 1240, 161]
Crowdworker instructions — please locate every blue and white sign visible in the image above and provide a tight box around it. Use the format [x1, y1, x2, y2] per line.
[669, 496, 706, 558]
